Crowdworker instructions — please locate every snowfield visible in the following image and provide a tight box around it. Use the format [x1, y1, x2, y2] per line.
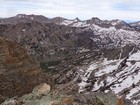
[78, 51, 140, 105]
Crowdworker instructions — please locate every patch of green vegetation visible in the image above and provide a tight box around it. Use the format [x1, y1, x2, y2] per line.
[40, 62, 48, 71]
[47, 61, 61, 66]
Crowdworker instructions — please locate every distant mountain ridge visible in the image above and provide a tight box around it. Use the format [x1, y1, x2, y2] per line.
[0, 14, 138, 29]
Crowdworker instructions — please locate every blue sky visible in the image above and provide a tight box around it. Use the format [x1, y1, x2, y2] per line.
[0, 0, 140, 22]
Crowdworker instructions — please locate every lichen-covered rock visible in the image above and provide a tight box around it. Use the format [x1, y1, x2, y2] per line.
[1, 83, 74, 105]
[61, 96, 73, 105]
[0, 38, 52, 103]
[1, 99, 18, 105]
[32, 83, 51, 95]
[95, 92, 118, 105]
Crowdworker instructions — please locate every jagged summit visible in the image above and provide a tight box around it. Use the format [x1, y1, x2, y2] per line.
[74, 17, 81, 21]
[89, 17, 101, 22]
[15, 14, 47, 18]
[15, 14, 26, 18]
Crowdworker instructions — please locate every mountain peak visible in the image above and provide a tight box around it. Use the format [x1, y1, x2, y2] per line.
[15, 14, 47, 18]
[111, 19, 126, 25]
[74, 17, 81, 21]
[15, 14, 26, 18]
[91, 17, 101, 21]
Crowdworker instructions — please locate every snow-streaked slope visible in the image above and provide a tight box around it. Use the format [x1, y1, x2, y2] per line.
[60, 20, 74, 26]
[89, 24, 140, 46]
[78, 51, 140, 105]
[58, 17, 140, 47]
[60, 19, 90, 27]
[130, 21, 140, 29]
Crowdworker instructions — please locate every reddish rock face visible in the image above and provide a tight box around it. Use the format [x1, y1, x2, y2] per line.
[0, 38, 50, 103]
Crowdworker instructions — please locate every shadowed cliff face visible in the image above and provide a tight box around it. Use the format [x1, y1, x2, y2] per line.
[0, 38, 52, 103]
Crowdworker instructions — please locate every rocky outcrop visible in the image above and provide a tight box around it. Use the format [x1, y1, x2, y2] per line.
[1, 83, 107, 105]
[32, 83, 51, 95]
[0, 38, 52, 103]
[2, 91, 121, 105]
[1, 83, 73, 105]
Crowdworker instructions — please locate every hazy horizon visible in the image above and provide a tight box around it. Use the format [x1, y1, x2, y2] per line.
[1, 0, 140, 22]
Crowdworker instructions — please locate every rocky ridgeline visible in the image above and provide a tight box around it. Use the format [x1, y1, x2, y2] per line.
[0, 38, 53, 103]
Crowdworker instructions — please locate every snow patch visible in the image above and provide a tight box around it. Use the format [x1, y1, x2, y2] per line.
[126, 86, 140, 99]
[31, 17, 34, 20]
[61, 20, 73, 25]
[22, 29, 25, 32]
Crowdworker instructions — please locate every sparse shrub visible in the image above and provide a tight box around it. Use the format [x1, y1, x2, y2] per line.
[40, 62, 48, 72]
